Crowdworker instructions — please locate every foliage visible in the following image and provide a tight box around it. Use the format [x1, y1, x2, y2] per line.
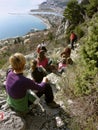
[74, 14, 98, 96]
[84, 0, 98, 18]
[63, 0, 84, 26]
[0, 58, 7, 68]
[75, 25, 84, 39]
[47, 31, 55, 41]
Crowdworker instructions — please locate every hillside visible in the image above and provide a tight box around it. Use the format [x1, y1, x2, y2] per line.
[39, 0, 69, 14]
[0, 0, 98, 130]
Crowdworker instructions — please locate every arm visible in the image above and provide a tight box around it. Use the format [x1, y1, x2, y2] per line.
[39, 66, 48, 76]
[25, 77, 47, 92]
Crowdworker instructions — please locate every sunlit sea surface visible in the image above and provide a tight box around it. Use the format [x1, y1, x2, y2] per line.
[0, 0, 46, 40]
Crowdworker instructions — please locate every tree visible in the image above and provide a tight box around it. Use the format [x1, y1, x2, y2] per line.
[75, 14, 98, 95]
[85, 0, 98, 18]
[63, 0, 84, 26]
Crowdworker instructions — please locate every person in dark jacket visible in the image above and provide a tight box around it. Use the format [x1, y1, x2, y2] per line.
[30, 59, 47, 83]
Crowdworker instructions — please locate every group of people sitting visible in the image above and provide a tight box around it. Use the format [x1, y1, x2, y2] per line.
[58, 47, 73, 73]
[36, 41, 73, 74]
[5, 41, 73, 116]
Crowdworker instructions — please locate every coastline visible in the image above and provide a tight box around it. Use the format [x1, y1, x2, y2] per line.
[0, 13, 52, 42]
[0, 0, 63, 41]
[0, 0, 66, 41]
[30, 13, 51, 29]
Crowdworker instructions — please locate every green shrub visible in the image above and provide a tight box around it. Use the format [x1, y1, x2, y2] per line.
[75, 26, 84, 39]
[74, 14, 98, 96]
[85, 0, 98, 18]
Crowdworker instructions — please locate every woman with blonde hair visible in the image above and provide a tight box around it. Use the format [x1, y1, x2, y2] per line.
[6, 53, 59, 114]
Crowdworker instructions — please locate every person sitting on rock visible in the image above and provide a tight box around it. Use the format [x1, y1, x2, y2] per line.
[36, 50, 57, 73]
[37, 50, 48, 69]
[60, 47, 73, 65]
[36, 49, 55, 73]
[30, 59, 48, 83]
[5, 53, 60, 115]
[61, 47, 71, 58]
[58, 57, 67, 74]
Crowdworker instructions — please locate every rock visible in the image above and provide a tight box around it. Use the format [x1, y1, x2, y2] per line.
[0, 110, 26, 130]
[0, 69, 69, 130]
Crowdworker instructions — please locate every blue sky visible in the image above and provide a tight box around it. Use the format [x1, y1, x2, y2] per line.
[0, 0, 46, 14]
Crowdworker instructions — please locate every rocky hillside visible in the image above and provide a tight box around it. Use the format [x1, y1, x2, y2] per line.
[0, 0, 98, 130]
[0, 41, 79, 130]
[39, 0, 69, 14]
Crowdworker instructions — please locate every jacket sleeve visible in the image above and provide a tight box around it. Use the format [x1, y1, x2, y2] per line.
[26, 78, 46, 92]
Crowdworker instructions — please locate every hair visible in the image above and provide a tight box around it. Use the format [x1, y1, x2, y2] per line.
[62, 58, 66, 64]
[61, 47, 71, 58]
[40, 46, 47, 52]
[9, 53, 26, 72]
[30, 59, 37, 67]
[64, 47, 71, 55]
[67, 57, 73, 65]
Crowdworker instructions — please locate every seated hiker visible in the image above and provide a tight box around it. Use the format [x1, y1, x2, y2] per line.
[60, 47, 73, 65]
[5, 53, 60, 114]
[36, 49, 56, 73]
[37, 50, 48, 69]
[30, 59, 48, 83]
[61, 47, 71, 58]
[58, 57, 67, 74]
[37, 50, 57, 73]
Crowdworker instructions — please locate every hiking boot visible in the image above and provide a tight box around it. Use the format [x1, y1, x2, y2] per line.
[47, 101, 60, 108]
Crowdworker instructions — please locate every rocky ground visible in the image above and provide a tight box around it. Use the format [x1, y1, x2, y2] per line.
[0, 45, 80, 130]
[0, 0, 97, 129]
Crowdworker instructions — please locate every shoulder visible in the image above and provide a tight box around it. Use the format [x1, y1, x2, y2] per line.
[6, 68, 12, 77]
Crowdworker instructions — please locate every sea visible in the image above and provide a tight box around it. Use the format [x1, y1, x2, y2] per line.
[0, 0, 47, 40]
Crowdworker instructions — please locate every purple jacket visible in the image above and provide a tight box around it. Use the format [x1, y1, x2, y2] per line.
[6, 70, 46, 99]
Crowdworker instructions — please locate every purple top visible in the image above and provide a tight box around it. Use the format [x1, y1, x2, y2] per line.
[6, 70, 46, 99]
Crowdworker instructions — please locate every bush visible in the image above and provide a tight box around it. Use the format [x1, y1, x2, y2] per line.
[85, 0, 98, 18]
[74, 14, 98, 96]
[75, 26, 84, 39]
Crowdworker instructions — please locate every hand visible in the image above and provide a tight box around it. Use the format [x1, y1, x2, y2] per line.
[42, 77, 48, 83]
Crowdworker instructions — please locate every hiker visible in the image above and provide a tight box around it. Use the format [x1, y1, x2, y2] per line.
[36, 40, 47, 53]
[36, 50, 56, 73]
[58, 57, 67, 74]
[61, 47, 71, 58]
[37, 50, 48, 69]
[30, 59, 48, 83]
[60, 47, 73, 65]
[5, 53, 60, 114]
[70, 31, 77, 50]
